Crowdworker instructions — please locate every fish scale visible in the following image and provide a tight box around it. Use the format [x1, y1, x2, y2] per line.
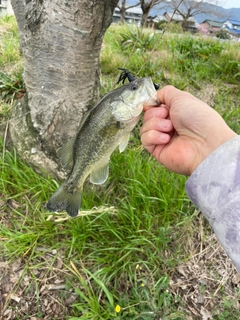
[46, 77, 159, 217]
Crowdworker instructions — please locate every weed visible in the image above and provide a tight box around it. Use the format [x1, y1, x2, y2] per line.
[166, 34, 240, 84]
[0, 69, 24, 102]
[119, 26, 158, 53]
[0, 15, 21, 67]
[171, 35, 224, 59]
[212, 290, 240, 319]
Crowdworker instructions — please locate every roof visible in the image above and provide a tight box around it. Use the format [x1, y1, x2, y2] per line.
[125, 6, 142, 14]
[164, 11, 196, 23]
[225, 26, 240, 35]
[201, 20, 222, 28]
[227, 19, 240, 26]
[151, 14, 167, 23]
[114, 6, 142, 15]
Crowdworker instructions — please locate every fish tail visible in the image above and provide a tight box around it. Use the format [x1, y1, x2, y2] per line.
[46, 185, 82, 217]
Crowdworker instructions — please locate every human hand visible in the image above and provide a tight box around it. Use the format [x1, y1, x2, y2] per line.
[140, 85, 237, 175]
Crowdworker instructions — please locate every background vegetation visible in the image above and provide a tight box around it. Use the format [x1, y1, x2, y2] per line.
[1, 17, 240, 319]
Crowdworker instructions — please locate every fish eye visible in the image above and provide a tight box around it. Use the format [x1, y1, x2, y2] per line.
[131, 84, 137, 90]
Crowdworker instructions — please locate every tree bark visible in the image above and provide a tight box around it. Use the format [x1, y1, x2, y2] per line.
[140, 1, 163, 27]
[10, 0, 118, 178]
[117, 0, 127, 23]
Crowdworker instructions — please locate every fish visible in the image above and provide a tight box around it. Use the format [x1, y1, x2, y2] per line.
[46, 77, 158, 217]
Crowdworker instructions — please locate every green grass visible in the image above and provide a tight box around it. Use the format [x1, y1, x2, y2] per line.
[0, 15, 23, 106]
[212, 289, 240, 319]
[0, 137, 192, 319]
[101, 25, 240, 91]
[1, 17, 240, 319]
[0, 15, 21, 67]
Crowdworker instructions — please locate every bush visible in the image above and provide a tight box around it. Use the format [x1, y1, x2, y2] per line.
[216, 29, 231, 40]
[119, 26, 159, 52]
[156, 22, 183, 34]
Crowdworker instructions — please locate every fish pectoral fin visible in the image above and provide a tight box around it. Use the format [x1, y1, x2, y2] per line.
[90, 162, 109, 185]
[58, 137, 75, 169]
[119, 134, 130, 153]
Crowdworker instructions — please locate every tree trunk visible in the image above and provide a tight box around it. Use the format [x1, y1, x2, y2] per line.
[141, 11, 149, 27]
[140, 0, 154, 27]
[10, 0, 118, 178]
[117, 0, 127, 24]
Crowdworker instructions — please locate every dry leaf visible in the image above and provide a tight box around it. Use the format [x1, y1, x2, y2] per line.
[200, 306, 212, 320]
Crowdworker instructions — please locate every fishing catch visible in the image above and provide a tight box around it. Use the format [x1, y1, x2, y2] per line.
[46, 76, 159, 217]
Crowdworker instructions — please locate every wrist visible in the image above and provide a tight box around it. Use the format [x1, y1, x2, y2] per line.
[191, 130, 237, 175]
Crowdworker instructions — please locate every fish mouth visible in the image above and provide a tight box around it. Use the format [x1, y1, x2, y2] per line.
[112, 77, 160, 123]
[141, 77, 160, 106]
[144, 94, 160, 106]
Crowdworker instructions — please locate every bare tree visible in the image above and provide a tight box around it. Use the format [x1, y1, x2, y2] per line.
[117, 0, 140, 23]
[9, 0, 118, 178]
[140, 0, 165, 27]
[164, 0, 224, 29]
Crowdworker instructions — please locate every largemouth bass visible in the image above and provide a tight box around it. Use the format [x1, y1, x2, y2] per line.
[46, 77, 158, 217]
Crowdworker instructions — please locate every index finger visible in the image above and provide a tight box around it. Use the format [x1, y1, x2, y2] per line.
[156, 85, 196, 106]
[143, 105, 169, 122]
[143, 85, 182, 112]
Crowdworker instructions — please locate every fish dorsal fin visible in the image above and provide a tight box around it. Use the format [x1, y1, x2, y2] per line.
[90, 161, 109, 185]
[78, 108, 91, 131]
[58, 137, 75, 169]
[119, 134, 130, 153]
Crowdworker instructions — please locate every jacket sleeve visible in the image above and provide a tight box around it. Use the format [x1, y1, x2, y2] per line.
[186, 136, 240, 273]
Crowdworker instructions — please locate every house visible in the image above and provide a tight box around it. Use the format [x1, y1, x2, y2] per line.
[147, 14, 167, 28]
[222, 19, 240, 37]
[199, 20, 223, 34]
[163, 12, 199, 32]
[113, 7, 142, 26]
[0, 0, 14, 16]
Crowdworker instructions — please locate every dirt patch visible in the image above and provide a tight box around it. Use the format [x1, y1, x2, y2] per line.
[170, 212, 240, 319]
[191, 85, 217, 107]
[0, 254, 77, 320]
[0, 199, 76, 320]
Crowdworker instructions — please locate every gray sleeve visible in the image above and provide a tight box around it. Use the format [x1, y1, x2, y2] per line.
[186, 135, 240, 273]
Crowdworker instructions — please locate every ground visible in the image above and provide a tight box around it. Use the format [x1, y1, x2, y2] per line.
[1, 84, 240, 319]
[1, 203, 240, 319]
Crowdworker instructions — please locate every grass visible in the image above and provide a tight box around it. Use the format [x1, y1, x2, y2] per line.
[101, 24, 240, 92]
[0, 15, 21, 67]
[1, 17, 240, 319]
[0, 138, 191, 319]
